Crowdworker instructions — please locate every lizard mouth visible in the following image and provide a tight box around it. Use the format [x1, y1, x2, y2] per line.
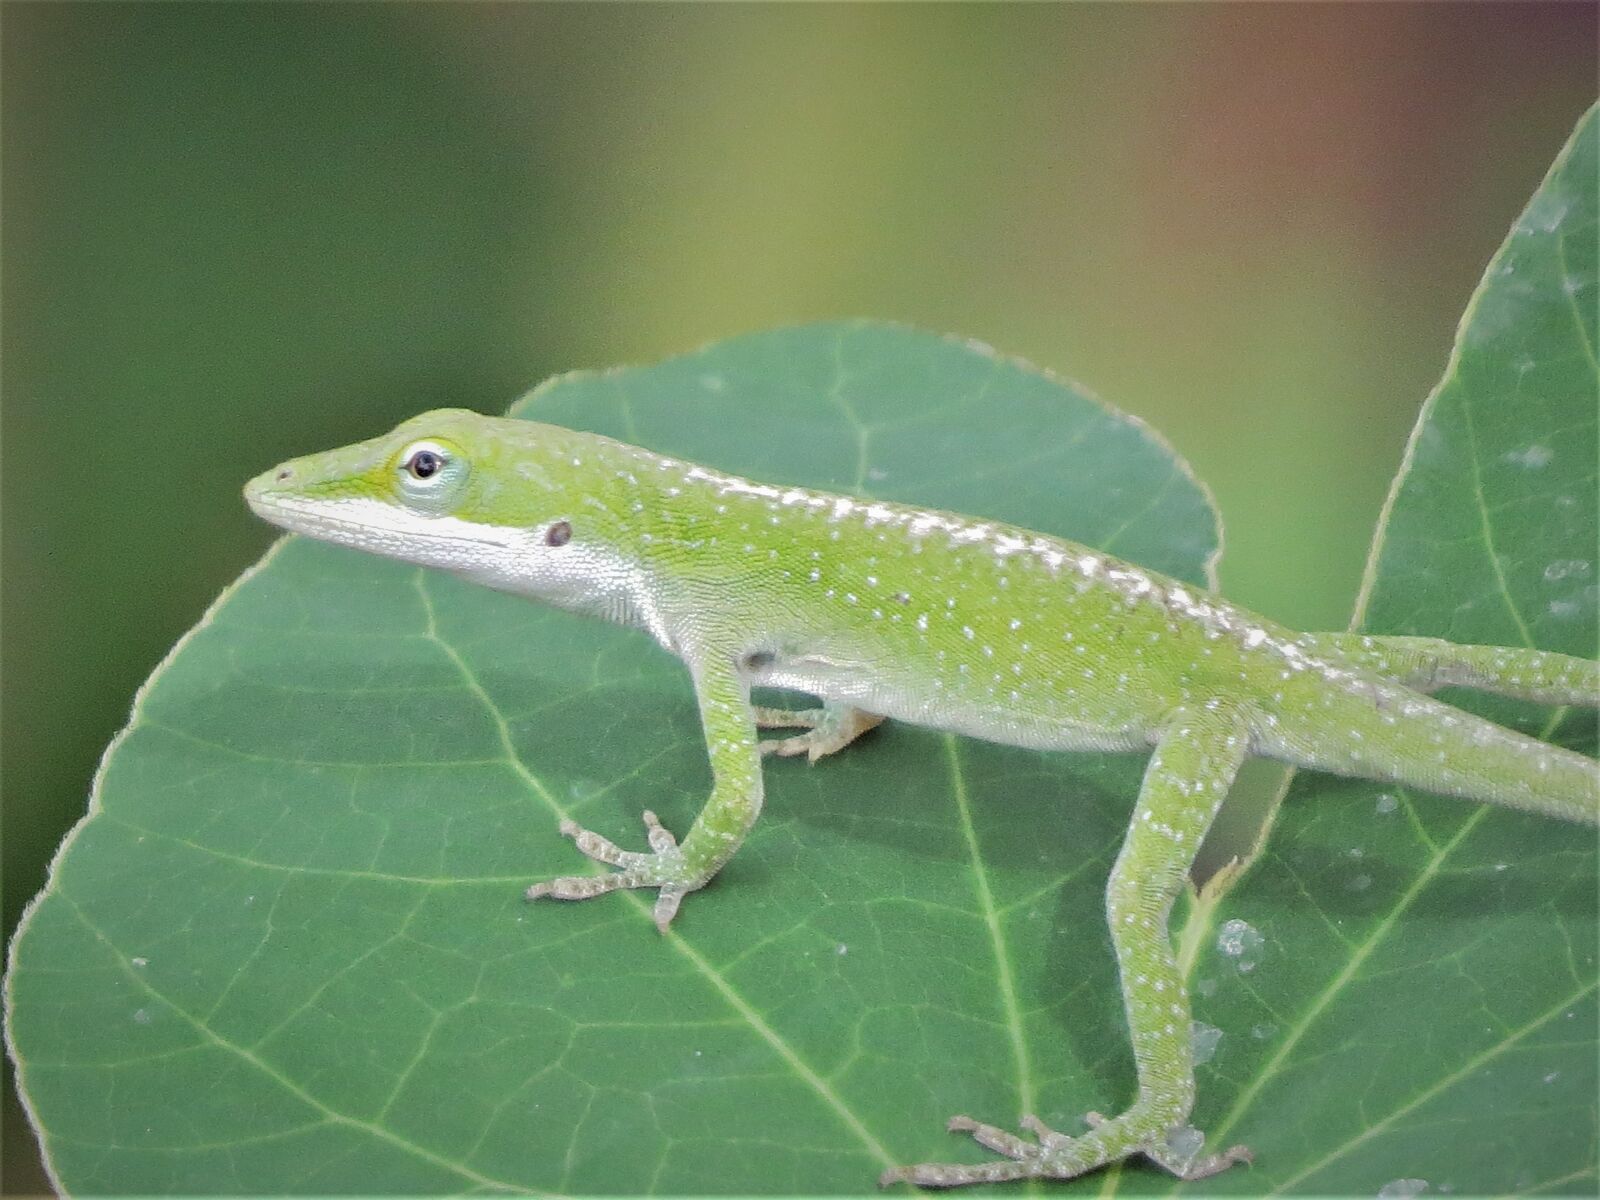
[245, 492, 515, 554]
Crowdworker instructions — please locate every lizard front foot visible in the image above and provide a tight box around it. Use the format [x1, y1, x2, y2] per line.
[879, 1111, 1251, 1188]
[525, 811, 705, 931]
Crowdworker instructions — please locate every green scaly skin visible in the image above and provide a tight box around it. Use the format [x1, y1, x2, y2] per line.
[245, 408, 1599, 1188]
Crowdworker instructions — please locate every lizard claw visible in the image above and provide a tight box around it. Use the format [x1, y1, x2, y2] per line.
[1020, 1113, 1074, 1150]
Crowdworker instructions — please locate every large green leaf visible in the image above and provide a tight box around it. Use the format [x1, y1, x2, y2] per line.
[1160, 109, 1598, 1197]
[7, 100, 1595, 1194]
[5, 322, 1224, 1194]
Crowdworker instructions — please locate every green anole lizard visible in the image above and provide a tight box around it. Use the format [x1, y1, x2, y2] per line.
[245, 408, 1598, 1188]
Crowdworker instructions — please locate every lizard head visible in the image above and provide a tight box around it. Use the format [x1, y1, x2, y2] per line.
[244, 408, 604, 592]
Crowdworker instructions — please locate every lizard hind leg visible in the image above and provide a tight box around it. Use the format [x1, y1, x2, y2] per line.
[882, 706, 1255, 1188]
[754, 701, 884, 762]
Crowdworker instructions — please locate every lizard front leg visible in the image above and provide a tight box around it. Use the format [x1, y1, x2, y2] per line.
[884, 705, 1255, 1187]
[526, 649, 763, 932]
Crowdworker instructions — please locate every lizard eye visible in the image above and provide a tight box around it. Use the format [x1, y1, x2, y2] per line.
[395, 439, 466, 509]
[407, 449, 442, 479]
[397, 440, 454, 485]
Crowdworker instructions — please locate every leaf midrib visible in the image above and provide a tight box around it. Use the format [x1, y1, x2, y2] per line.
[412, 569, 902, 1179]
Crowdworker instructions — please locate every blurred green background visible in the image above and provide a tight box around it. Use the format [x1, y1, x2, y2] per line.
[2, 3, 1594, 1193]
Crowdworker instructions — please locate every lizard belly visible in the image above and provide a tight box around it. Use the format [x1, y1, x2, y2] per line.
[750, 654, 1152, 754]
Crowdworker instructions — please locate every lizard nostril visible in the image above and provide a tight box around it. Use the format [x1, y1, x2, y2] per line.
[276, 468, 292, 482]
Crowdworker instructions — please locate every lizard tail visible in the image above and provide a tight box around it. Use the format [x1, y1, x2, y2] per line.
[1302, 633, 1599, 708]
[1259, 679, 1599, 826]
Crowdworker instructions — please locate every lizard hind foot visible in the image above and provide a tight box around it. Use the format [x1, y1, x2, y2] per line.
[880, 1115, 1080, 1188]
[754, 703, 884, 762]
[879, 1111, 1252, 1188]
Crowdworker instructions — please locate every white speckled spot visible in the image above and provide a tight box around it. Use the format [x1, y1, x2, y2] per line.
[1544, 559, 1592, 583]
[1165, 1125, 1205, 1164]
[1190, 1022, 1223, 1065]
[1377, 1180, 1429, 1199]
[1216, 919, 1264, 972]
[1504, 445, 1553, 469]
